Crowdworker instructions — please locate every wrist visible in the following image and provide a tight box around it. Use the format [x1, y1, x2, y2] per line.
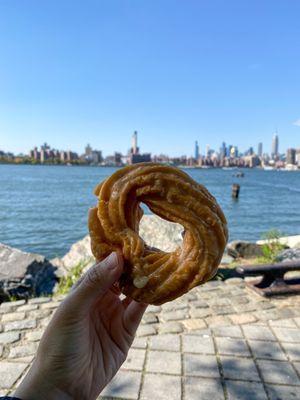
[14, 362, 72, 400]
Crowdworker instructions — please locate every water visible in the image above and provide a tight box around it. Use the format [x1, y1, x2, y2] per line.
[0, 164, 299, 259]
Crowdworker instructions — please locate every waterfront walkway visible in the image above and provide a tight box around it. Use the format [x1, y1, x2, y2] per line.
[0, 279, 300, 399]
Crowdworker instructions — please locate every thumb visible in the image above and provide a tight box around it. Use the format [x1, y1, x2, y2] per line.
[71, 252, 123, 309]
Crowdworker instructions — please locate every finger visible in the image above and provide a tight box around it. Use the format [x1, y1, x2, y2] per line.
[121, 296, 133, 309]
[123, 300, 148, 336]
[71, 252, 123, 311]
[110, 281, 122, 296]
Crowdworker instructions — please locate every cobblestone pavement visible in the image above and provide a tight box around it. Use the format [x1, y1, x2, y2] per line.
[0, 279, 300, 399]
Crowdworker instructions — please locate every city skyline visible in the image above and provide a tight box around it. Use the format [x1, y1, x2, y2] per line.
[2, 130, 299, 171]
[1, 1, 300, 155]
[0, 130, 296, 159]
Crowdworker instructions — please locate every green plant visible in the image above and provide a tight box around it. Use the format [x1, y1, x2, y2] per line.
[56, 259, 92, 295]
[258, 229, 285, 263]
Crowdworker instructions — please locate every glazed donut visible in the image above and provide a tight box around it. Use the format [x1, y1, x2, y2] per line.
[88, 163, 228, 305]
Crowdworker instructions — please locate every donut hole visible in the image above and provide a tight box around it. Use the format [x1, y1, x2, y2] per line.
[139, 208, 183, 253]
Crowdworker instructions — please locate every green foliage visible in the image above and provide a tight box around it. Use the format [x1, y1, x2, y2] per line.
[7, 294, 18, 302]
[258, 229, 285, 263]
[56, 259, 92, 295]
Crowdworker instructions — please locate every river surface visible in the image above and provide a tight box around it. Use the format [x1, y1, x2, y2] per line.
[1, 164, 299, 259]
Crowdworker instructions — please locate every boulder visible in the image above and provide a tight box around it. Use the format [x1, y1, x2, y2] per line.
[51, 235, 94, 276]
[227, 240, 264, 259]
[52, 215, 183, 275]
[0, 243, 58, 301]
[276, 248, 300, 263]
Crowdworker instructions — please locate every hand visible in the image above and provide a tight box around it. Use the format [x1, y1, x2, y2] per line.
[14, 252, 147, 400]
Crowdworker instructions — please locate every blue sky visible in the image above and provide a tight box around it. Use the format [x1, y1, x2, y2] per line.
[0, 0, 299, 157]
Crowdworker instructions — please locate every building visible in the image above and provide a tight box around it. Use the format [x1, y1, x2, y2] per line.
[128, 130, 151, 164]
[194, 141, 199, 160]
[286, 148, 296, 165]
[205, 145, 210, 158]
[258, 142, 263, 157]
[220, 142, 226, 159]
[271, 134, 279, 159]
[244, 155, 261, 168]
[91, 150, 102, 164]
[131, 131, 139, 155]
[130, 153, 151, 164]
[85, 144, 92, 158]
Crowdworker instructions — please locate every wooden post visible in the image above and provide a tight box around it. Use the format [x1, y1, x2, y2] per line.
[232, 184, 240, 199]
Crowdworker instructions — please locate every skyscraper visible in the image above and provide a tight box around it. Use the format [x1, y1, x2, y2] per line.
[132, 131, 138, 155]
[286, 148, 296, 165]
[205, 145, 210, 158]
[220, 142, 226, 158]
[271, 134, 279, 158]
[195, 141, 199, 160]
[258, 142, 263, 157]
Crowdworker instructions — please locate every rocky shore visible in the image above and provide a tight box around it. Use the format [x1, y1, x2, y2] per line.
[1, 216, 300, 398]
[1, 215, 300, 302]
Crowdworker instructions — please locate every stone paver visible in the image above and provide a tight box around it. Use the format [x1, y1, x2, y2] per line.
[292, 361, 300, 375]
[141, 374, 181, 400]
[136, 324, 156, 337]
[184, 377, 224, 400]
[279, 342, 300, 361]
[146, 350, 181, 375]
[100, 370, 141, 400]
[256, 359, 300, 384]
[265, 384, 300, 400]
[149, 334, 180, 352]
[1, 312, 26, 322]
[4, 319, 37, 331]
[0, 279, 300, 398]
[216, 337, 251, 357]
[225, 380, 268, 400]
[184, 354, 220, 378]
[248, 340, 287, 360]
[212, 325, 243, 338]
[242, 325, 276, 341]
[0, 362, 28, 389]
[0, 331, 20, 344]
[25, 330, 44, 342]
[182, 334, 214, 354]
[272, 327, 300, 342]
[9, 342, 38, 358]
[131, 337, 148, 349]
[220, 356, 260, 381]
[122, 348, 145, 371]
[159, 321, 183, 334]
[28, 297, 51, 304]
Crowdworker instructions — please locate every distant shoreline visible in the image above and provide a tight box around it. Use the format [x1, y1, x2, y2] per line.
[1, 161, 299, 172]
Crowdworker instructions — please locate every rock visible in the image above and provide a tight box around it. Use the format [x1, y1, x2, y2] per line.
[0, 243, 58, 302]
[227, 241, 263, 259]
[276, 248, 300, 262]
[51, 214, 182, 274]
[221, 254, 235, 265]
[257, 234, 300, 249]
[51, 235, 94, 275]
[139, 215, 183, 252]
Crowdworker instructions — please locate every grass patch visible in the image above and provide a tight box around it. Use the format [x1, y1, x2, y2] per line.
[257, 229, 286, 264]
[56, 258, 93, 295]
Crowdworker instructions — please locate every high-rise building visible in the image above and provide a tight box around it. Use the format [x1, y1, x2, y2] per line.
[220, 142, 226, 158]
[286, 148, 296, 165]
[131, 131, 138, 155]
[258, 142, 263, 157]
[205, 145, 210, 158]
[271, 134, 279, 158]
[195, 141, 199, 160]
[85, 144, 92, 157]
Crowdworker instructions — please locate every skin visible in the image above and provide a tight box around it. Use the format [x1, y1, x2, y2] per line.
[14, 252, 147, 400]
